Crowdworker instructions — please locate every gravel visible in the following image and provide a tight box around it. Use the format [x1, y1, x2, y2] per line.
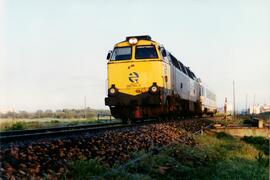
[0, 119, 211, 179]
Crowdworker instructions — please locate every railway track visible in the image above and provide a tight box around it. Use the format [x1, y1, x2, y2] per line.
[0, 122, 124, 143]
[0, 117, 214, 144]
[0, 117, 215, 144]
[0, 119, 160, 143]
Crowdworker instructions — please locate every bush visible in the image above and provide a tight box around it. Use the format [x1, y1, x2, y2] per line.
[242, 136, 269, 155]
[216, 132, 234, 140]
[6, 121, 27, 131]
[50, 120, 60, 123]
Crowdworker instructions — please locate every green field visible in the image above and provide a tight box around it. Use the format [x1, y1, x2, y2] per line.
[0, 117, 118, 131]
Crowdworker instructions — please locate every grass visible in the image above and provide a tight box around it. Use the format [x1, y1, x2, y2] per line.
[63, 159, 108, 180]
[212, 113, 270, 127]
[0, 118, 120, 131]
[212, 116, 251, 126]
[242, 136, 269, 155]
[64, 132, 269, 180]
[5, 121, 27, 131]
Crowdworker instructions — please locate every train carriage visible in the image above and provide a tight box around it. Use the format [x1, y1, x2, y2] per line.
[200, 85, 217, 116]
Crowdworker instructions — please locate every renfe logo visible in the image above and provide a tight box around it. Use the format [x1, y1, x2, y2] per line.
[128, 72, 139, 83]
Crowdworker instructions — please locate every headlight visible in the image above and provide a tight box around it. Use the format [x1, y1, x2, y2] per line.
[109, 88, 116, 94]
[149, 83, 159, 94]
[151, 86, 158, 93]
[108, 85, 117, 96]
[128, 38, 138, 45]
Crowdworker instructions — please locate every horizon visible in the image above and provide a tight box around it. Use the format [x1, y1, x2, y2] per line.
[2, 103, 270, 114]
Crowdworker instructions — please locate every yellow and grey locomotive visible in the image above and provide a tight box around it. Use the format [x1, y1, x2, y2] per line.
[105, 35, 216, 122]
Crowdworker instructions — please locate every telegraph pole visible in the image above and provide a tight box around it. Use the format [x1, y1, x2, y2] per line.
[12, 108, 15, 123]
[233, 80, 236, 117]
[245, 94, 248, 115]
[224, 97, 227, 120]
[253, 94, 256, 115]
[84, 96, 86, 119]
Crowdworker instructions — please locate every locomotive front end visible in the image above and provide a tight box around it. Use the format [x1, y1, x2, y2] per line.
[105, 36, 167, 121]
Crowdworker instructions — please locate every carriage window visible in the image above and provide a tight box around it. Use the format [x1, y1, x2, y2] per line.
[186, 67, 194, 79]
[135, 45, 158, 59]
[111, 47, 132, 60]
[190, 71, 196, 79]
[200, 87, 205, 96]
[169, 54, 181, 70]
[179, 61, 187, 75]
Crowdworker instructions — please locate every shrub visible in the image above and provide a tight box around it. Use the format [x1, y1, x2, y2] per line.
[242, 136, 269, 155]
[6, 121, 27, 131]
[50, 120, 60, 123]
[216, 132, 234, 140]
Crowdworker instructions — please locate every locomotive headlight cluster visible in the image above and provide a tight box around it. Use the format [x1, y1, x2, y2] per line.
[149, 82, 159, 94]
[108, 85, 117, 96]
[109, 88, 116, 94]
[151, 86, 158, 93]
[128, 38, 138, 45]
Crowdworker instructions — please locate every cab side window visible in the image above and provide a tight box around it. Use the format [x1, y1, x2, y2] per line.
[169, 53, 181, 70]
[159, 47, 167, 59]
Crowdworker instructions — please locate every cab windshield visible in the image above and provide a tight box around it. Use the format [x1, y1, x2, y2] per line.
[111, 47, 132, 60]
[135, 45, 158, 59]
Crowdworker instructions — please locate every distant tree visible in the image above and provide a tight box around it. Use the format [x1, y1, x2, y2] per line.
[27, 112, 36, 119]
[55, 110, 65, 119]
[85, 107, 96, 119]
[18, 111, 29, 118]
[35, 110, 43, 118]
[0, 108, 110, 119]
[44, 109, 53, 118]
[5, 111, 16, 119]
[69, 110, 77, 119]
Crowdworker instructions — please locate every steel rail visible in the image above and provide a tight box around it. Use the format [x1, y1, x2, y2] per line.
[0, 121, 121, 137]
[0, 119, 160, 143]
[0, 122, 125, 143]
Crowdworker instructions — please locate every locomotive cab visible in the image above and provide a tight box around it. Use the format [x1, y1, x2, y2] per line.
[105, 36, 171, 120]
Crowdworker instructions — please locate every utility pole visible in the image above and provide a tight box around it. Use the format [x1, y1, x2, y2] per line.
[12, 108, 15, 123]
[224, 97, 227, 120]
[233, 80, 236, 117]
[84, 96, 86, 119]
[245, 94, 248, 115]
[253, 94, 256, 115]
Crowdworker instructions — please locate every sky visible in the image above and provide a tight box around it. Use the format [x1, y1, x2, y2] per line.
[0, 0, 270, 112]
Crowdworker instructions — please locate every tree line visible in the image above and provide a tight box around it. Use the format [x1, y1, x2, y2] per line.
[0, 108, 110, 119]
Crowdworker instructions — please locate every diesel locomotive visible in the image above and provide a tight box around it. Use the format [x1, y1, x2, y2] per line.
[105, 35, 217, 122]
